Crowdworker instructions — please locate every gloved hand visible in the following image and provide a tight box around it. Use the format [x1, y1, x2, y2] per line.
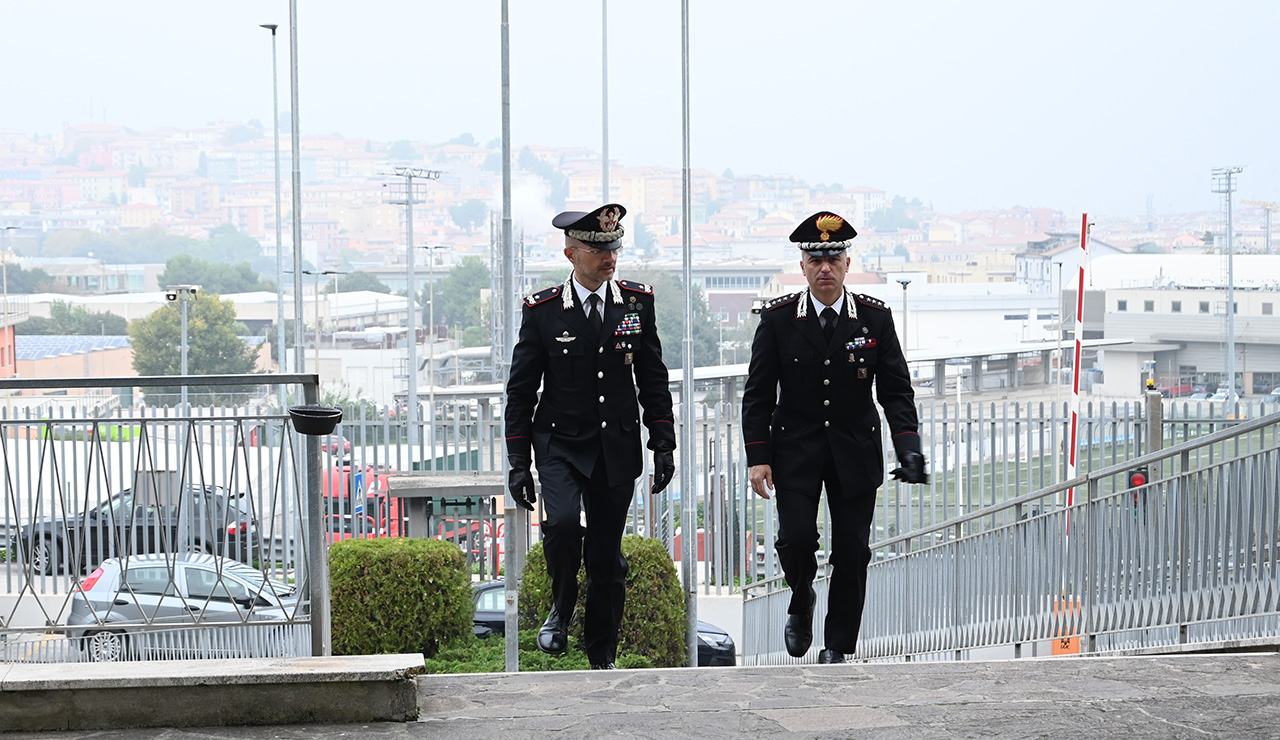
[507, 454, 536, 511]
[651, 449, 675, 494]
[891, 451, 929, 484]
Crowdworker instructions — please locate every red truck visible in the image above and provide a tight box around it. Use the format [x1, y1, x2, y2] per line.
[322, 465, 406, 542]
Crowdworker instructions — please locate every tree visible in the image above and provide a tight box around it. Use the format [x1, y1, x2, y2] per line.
[200, 224, 263, 263]
[158, 254, 265, 295]
[444, 133, 477, 147]
[387, 140, 419, 161]
[129, 294, 259, 406]
[16, 301, 128, 335]
[127, 164, 153, 187]
[337, 271, 391, 294]
[448, 199, 489, 233]
[222, 121, 264, 145]
[3, 265, 53, 294]
[433, 256, 491, 332]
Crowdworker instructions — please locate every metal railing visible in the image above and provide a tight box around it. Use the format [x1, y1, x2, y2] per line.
[742, 407, 1280, 664]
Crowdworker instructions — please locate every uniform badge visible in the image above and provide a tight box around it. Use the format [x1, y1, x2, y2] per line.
[556, 332, 575, 343]
[624, 353, 634, 365]
[848, 353, 856, 363]
[862, 327, 869, 334]
[858, 368, 868, 379]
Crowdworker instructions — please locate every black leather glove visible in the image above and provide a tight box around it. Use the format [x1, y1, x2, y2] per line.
[891, 451, 929, 484]
[651, 450, 675, 494]
[507, 454, 536, 511]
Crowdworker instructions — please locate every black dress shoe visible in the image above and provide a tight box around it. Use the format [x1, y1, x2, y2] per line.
[537, 609, 569, 656]
[590, 662, 616, 670]
[817, 648, 845, 664]
[783, 586, 817, 658]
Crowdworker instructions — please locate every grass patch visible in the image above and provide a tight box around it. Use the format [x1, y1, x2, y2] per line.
[422, 629, 655, 674]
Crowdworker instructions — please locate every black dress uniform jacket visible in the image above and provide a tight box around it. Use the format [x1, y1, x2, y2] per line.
[505, 277, 676, 485]
[742, 289, 920, 495]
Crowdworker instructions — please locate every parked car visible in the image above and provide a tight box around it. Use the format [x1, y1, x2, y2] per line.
[10, 486, 259, 575]
[321, 434, 351, 455]
[470, 580, 736, 666]
[65, 553, 302, 662]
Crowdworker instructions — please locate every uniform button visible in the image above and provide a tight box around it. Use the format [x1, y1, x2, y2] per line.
[870, 426, 876, 432]
[824, 359, 831, 366]
[601, 421, 607, 428]
[824, 421, 830, 428]
[859, 357, 865, 364]
[597, 371, 604, 378]
[823, 379, 830, 386]
[598, 347, 604, 354]
[823, 400, 830, 406]
[598, 396, 605, 403]
[793, 358, 799, 363]
[563, 348, 568, 355]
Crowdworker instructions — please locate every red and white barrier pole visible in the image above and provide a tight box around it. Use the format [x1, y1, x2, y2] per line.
[1066, 213, 1089, 514]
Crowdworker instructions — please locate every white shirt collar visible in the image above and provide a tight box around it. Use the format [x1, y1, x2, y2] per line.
[814, 292, 845, 316]
[571, 276, 608, 313]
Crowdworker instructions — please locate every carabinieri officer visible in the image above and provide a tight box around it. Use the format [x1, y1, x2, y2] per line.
[505, 203, 676, 670]
[742, 211, 928, 664]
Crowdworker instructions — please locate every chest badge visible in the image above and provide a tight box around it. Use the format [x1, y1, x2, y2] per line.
[858, 368, 869, 379]
[615, 313, 642, 335]
[555, 332, 575, 343]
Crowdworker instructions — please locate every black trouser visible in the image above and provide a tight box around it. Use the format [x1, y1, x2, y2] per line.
[773, 452, 877, 654]
[538, 451, 633, 665]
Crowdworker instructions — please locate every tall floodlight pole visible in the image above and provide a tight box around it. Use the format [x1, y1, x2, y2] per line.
[262, 23, 287, 408]
[678, 0, 697, 669]
[386, 168, 440, 464]
[421, 245, 447, 467]
[2, 226, 17, 418]
[498, 0, 524, 675]
[1212, 166, 1244, 407]
[601, 0, 609, 202]
[301, 269, 343, 375]
[288, 0, 304, 376]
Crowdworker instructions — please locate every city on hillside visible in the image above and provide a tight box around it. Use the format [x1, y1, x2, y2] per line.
[0, 122, 1277, 411]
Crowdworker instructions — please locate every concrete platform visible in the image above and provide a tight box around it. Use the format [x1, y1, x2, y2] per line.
[0, 653, 424, 732]
[4, 653, 1280, 738]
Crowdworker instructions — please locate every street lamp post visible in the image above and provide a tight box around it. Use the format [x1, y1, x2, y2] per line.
[301, 269, 343, 376]
[421, 245, 447, 468]
[896, 278, 912, 356]
[261, 23, 287, 406]
[2, 226, 18, 418]
[165, 285, 201, 414]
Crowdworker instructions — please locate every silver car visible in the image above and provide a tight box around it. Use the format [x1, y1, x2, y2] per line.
[66, 553, 306, 662]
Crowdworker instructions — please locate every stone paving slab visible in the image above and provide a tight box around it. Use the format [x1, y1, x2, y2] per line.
[4, 653, 1280, 738]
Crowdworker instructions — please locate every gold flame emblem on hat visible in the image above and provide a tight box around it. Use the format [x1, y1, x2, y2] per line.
[598, 206, 621, 233]
[815, 214, 844, 242]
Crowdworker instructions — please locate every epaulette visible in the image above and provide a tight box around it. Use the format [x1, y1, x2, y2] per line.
[855, 293, 889, 311]
[764, 292, 800, 311]
[523, 286, 561, 307]
[618, 279, 653, 295]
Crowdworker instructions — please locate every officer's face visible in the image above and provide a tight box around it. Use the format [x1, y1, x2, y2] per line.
[800, 252, 850, 301]
[564, 237, 619, 290]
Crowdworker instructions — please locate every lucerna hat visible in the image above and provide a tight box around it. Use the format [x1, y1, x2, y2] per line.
[553, 203, 627, 248]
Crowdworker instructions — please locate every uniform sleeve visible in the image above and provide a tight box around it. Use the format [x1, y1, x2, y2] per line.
[503, 303, 544, 459]
[872, 308, 922, 462]
[741, 310, 780, 467]
[635, 300, 676, 451]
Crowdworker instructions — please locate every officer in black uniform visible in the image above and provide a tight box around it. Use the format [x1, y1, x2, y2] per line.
[741, 211, 927, 664]
[505, 203, 676, 670]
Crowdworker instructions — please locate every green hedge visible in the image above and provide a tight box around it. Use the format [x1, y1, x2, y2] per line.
[518, 535, 687, 667]
[329, 537, 472, 658]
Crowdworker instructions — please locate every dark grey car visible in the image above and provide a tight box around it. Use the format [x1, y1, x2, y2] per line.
[10, 486, 259, 575]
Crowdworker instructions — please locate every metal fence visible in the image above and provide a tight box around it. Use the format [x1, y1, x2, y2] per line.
[742, 406, 1280, 664]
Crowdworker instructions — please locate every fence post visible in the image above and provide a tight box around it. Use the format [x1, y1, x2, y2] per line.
[1145, 389, 1164, 480]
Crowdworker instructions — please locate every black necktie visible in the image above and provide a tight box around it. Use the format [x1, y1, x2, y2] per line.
[822, 307, 837, 344]
[588, 294, 603, 339]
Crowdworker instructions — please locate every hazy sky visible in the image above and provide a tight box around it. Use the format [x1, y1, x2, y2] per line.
[3, 1, 1277, 217]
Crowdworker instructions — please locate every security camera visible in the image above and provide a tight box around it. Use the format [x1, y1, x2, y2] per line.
[189, 285, 200, 296]
[165, 292, 178, 302]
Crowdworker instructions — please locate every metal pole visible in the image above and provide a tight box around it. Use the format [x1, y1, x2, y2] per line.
[897, 278, 911, 357]
[427, 246, 436, 469]
[288, 0, 304, 375]
[2, 226, 15, 418]
[498, 0, 522, 675]
[180, 294, 189, 414]
[1213, 167, 1244, 407]
[313, 273, 320, 373]
[406, 174, 418, 464]
[302, 380, 330, 656]
[601, 0, 609, 203]
[262, 23, 287, 409]
[678, 0, 698, 668]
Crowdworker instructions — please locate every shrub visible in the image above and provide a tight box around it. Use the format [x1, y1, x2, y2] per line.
[329, 537, 472, 658]
[518, 535, 688, 667]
